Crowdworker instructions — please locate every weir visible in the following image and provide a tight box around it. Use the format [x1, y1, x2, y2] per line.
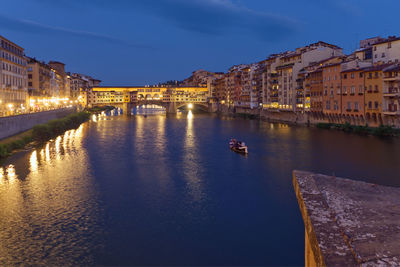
[293, 170, 400, 266]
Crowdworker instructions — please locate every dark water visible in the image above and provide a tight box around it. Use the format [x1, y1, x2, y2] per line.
[1, 112, 400, 266]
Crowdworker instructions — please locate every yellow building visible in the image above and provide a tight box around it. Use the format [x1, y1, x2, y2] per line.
[0, 35, 28, 116]
[364, 64, 390, 126]
[89, 86, 208, 107]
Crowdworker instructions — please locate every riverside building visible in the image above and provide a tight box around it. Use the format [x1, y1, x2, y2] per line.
[0, 35, 28, 116]
[263, 41, 343, 112]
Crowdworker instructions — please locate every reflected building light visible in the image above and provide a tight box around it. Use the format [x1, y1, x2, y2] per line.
[63, 130, 69, 148]
[92, 114, 97, 122]
[55, 136, 61, 154]
[75, 125, 83, 138]
[6, 164, 17, 183]
[187, 110, 193, 120]
[45, 143, 50, 162]
[30, 151, 38, 173]
[0, 167, 4, 184]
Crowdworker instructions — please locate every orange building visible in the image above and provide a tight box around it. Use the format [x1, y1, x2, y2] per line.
[341, 68, 366, 122]
[363, 64, 390, 126]
[322, 63, 342, 116]
[308, 69, 323, 113]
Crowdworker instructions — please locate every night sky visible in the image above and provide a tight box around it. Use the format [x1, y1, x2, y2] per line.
[1, 0, 399, 85]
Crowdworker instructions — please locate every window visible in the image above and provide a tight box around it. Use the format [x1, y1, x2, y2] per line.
[326, 101, 330, 110]
[28, 74, 32, 79]
[382, 53, 386, 58]
[388, 42, 392, 48]
[375, 101, 379, 109]
[369, 85, 372, 92]
[368, 101, 372, 109]
[334, 100, 338, 110]
[28, 82, 32, 87]
[337, 88, 341, 95]
[343, 74, 347, 79]
[375, 85, 379, 92]
[359, 72, 363, 78]
[354, 102, 359, 111]
[374, 46, 377, 51]
[343, 86, 347, 94]
[347, 101, 352, 110]
[351, 73, 355, 79]
[351, 86, 355, 94]
[375, 72, 379, 78]
[359, 85, 363, 94]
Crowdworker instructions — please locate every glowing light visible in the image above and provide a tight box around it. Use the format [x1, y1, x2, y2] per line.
[30, 151, 38, 173]
[188, 103, 193, 109]
[187, 110, 193, 120]
[6, 165, 17, 183]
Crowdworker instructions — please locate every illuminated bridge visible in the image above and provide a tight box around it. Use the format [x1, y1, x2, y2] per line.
[88, 86, 210, 114]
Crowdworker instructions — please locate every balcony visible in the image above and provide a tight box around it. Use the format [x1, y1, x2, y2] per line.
[383, 106, 400, 115]
[383, 87, 400, 97]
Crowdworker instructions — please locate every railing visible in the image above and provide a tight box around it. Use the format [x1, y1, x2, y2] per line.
[383, 87, 400, 95]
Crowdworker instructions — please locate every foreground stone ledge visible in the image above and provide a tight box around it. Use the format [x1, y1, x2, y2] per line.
[293, 170, 400, 266]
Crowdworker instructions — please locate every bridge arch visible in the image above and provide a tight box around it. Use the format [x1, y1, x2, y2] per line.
[176, 102, 209, 111]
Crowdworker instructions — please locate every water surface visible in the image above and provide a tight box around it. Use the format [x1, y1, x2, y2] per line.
[1, 112, 399, 266]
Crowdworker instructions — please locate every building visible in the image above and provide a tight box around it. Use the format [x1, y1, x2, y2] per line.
[70, 73, 101, 100]
[264, 41, 343, 112]
[321, 60, 345, 117]
[0, 35, 28, 116]
[372, 36, 400, 64]
[27, 57, 52, 99]
[49, 61, 70, 98]
[87, 86, 208, 107]
[382, 64, 400, 126]
[341, 67, 366, 122]
[363, 64, 391, 126]
[308, 69, 323, 113]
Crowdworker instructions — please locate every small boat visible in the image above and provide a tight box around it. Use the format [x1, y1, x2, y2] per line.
[229, 139, 248, 154]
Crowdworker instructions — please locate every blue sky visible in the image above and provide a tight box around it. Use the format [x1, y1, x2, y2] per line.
[1, 0, 399, 85]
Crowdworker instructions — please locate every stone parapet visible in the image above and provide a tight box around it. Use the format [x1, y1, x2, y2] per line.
[293, 170, 400, 266]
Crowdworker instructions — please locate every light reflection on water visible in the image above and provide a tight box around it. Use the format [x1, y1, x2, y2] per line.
[0, 123, 103, 266]
[0, 114, 400, 266]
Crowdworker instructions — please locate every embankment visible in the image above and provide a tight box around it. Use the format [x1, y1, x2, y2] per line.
[0, 107, 76, 140]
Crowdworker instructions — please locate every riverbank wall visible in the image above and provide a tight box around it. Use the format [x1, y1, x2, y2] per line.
[293, 170, 400, 266]
[0, 107, 76, 140]
[212, 104, 400, 128]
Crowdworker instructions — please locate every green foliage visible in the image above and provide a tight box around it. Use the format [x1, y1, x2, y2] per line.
[315, 123, 332, 129]
[32, 112, 90, 142]
[0, 144, 9, 158]
[0, 112, 90, 159]
[316, 122, 400, 137]
[86, 106, 114, 113]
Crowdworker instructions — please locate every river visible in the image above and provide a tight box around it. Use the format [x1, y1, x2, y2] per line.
[0, 111, 399, 266]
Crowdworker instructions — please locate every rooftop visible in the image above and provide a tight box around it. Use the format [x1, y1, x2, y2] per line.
[293, 170, 400, 266]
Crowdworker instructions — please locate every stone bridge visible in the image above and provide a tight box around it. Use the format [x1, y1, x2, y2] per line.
[90, 86, 211, 114]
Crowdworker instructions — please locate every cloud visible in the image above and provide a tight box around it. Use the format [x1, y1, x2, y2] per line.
[32, 0, 299, 41]
[0, 14, 153, 49]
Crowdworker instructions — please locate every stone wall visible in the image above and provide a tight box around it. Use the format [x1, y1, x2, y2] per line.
[0, 107, 76, 140]
[213, 104, 400, 128]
